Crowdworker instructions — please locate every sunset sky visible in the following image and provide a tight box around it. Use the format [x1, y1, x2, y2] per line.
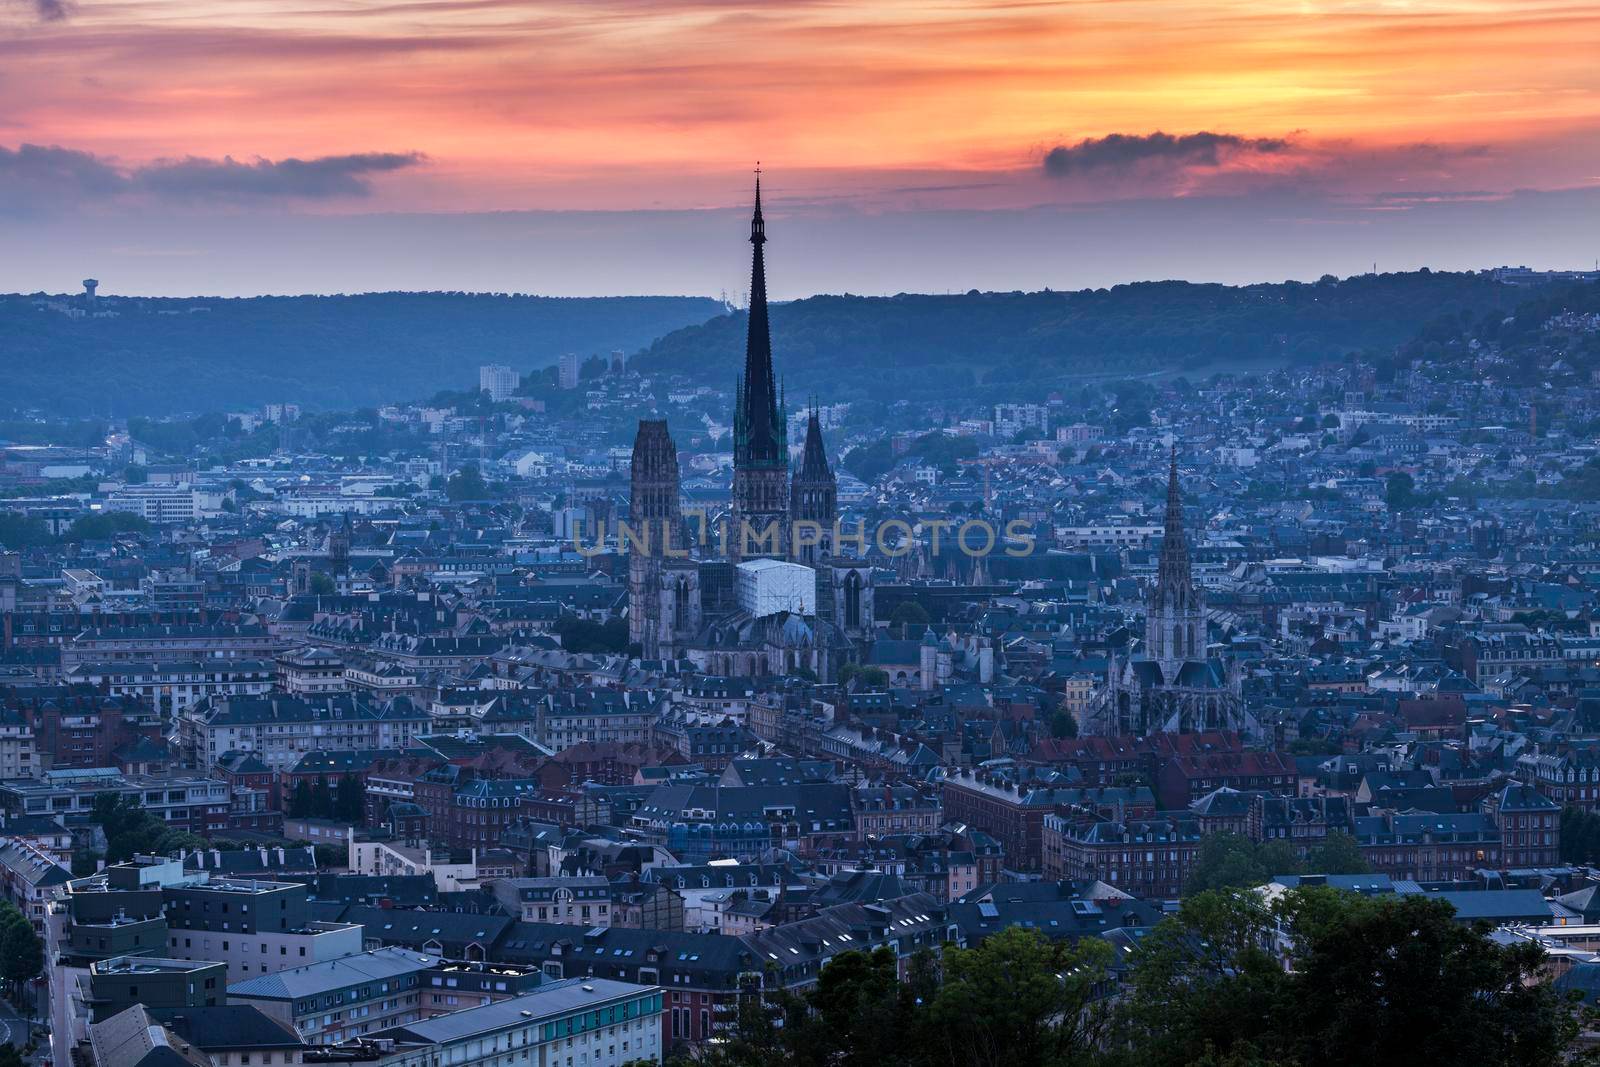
[3, 0, 1599, 296]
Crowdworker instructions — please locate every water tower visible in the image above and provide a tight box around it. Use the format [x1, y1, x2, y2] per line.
[82, 278, 99, 303]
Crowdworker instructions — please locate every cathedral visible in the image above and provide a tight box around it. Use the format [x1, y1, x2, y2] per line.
[627, 175, 874, 677]
[1083, 449, 1258, 738]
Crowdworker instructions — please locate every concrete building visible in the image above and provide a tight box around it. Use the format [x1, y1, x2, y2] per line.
[0, 770, 230, 835]
[226, 947, 435, 1046]
[161, 878, 366, 983]
[558, 353, 580, 390]
[479, 365, 520, 403]
[363, 978, 662, 1067]
[88, 955, 227, 1022]
[103, 486, 200, 524]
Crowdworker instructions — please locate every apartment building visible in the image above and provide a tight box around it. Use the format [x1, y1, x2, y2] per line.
[226, 947, 434, 1045]
[491, 877, 613, 927]
[63, 624, 290, 670]
[176, 693, 429, 772]
[64, 660, 276, 717]
[368, 978, 662, 1067]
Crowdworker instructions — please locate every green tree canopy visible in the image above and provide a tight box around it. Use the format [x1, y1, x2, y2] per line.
[446, 463, 491, 501]
[1115, 887, 1581, 1067]
[65, 510, 152, 542]
[1183, 832, 1301, 895]
[889, 601, 932, 629]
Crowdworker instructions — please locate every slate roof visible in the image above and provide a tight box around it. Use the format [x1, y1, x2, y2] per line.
[226, 947, 435, 1000]
[148, 1007, 304, 1051]
[342, 906, 513, 952]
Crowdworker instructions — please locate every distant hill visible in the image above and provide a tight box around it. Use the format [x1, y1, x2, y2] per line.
[1, 292, 725, 415]
[633, 272, 1527, 401]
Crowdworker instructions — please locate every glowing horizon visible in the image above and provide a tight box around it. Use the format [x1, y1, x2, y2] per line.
[3, 0, 1599, 295]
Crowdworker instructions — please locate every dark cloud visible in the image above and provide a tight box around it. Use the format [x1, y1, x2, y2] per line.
[0, 144, 427, 214]
[132, 152, 427, 200]
[4, 0, 70, 21]
[1042, 131, 1292, 178]
[0, 143, 127, 208]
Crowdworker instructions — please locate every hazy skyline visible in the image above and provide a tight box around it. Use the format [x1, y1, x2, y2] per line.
[4, 0, 1599, 296]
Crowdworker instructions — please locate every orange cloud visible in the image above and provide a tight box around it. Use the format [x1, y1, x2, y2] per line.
[0, 0, 1596, 211]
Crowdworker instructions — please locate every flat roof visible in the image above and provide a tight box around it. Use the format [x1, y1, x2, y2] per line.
[378, 978, 654, 1045]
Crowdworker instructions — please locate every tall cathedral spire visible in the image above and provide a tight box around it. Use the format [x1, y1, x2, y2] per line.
[1157, 444, 1191, 592]
[1148, 444, 1204, 666]
[736, 168, 785, 470]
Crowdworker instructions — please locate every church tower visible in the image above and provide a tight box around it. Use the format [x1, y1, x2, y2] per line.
[628, 419, 698, 659]
[629, 419, 681, 535]
[731, 171, 790, 561]
[789, 402, 836, 562]
[790, 401, 838, 620]
[1146, 447, 1206, 677]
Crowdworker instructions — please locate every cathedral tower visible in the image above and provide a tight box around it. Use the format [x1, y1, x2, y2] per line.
[628, 419, 698, 659]
[629, 419, 681, 534]
[1146, 447, 1206, 674]
[789, 402, 836, 562]
[790, 401, 839, 620]
[731, 171, 790, 560]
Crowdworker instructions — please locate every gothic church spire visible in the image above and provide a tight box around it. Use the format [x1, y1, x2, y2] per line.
[736, 167, 784, 470]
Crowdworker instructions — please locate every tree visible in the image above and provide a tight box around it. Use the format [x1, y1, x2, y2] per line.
[1283, 889, 1577, 1067]
[791, 947, 908, 1067]
[694, 967, 795, 1067]
[1385, 470, 1416, 510]
[1116, 886, 1584, 1067]
[0, 513, 53, 548]
[838, 663, 889, 688]
[65, 510, 152, 542]
[446, 462, 490, 501]
[552, 613, 629, 654]
[0, 904, 44, 1000]
[925, 926, 1113, 1067]
[889, 601, 931, 630]
[312, 844, 345, 870]
[309, 572, 336, 595]
[1302, 831, 1370, 875]
[1116, 890, 1290, 1067]
[90, 791, 204, 862]
[309, 777, 334, 819]
[289, 779, 315, 819]
[334, 773, 366, 825]
[686, 884, 1589, 1067]
[1561, 806, 1600, 864]
[1050, 708, 1078, 739]
[1184, 833, 1291, 895]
